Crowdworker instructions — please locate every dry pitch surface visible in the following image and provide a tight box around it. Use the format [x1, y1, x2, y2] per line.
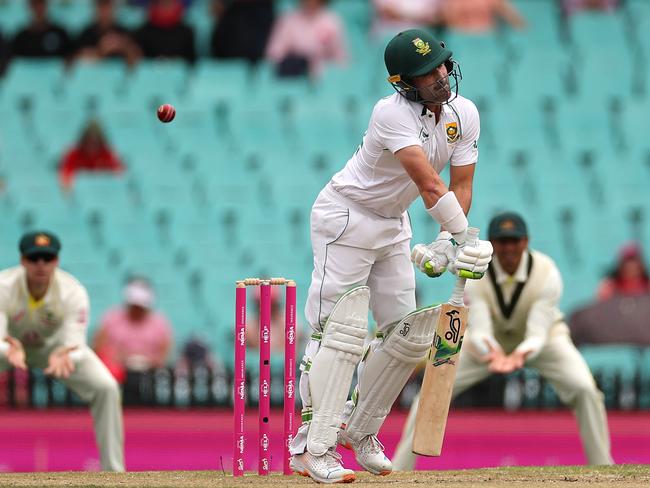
[0, 465, 648, 488]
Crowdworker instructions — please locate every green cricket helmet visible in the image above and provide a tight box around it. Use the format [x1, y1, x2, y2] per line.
[384, 29, 462, 105]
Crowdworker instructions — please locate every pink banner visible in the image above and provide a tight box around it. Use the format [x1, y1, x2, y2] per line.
[0, 409, 647, 472]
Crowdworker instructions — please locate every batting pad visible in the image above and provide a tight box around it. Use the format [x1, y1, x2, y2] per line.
[307, 286, 370, 456]
[344, 305, 440, 443]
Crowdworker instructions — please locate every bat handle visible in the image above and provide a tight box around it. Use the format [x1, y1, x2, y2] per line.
[449, 227, 480, 307]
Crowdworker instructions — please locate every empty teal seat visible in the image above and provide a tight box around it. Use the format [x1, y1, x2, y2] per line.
[63, 61, 128, 108]
[0, 60, 65, 107]
[579, 345, 641, 408]
[122, 60, 191, 108]
[187, 60, 250, 104]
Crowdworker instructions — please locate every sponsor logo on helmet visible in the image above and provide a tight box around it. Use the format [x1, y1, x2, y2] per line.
[446, 122, 459, 143]
[412, 38, 431, 56]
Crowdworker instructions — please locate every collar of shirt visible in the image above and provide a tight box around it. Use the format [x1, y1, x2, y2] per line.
[420, 103, 452, 119]
[492, 251, 529, 285]
[20, 267, 53, 309]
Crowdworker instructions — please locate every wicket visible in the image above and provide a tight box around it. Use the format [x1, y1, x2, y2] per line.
[233, 278, 297, 476]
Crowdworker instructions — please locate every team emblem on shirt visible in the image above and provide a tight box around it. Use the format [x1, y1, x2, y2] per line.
[446, 122, 459, 143]
[412, 38, 431, 56]
[41, 309, 58, 327]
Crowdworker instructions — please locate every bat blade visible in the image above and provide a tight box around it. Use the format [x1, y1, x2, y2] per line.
[412, 302, 468, 456]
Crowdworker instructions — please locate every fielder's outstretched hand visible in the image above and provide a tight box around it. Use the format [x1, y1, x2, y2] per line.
[45, 346, 78, 379]
[5, 337, 27, 370]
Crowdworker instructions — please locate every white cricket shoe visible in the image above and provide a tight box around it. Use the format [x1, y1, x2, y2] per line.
[290, 448, 356, 484]
[339, 432, 392, 476]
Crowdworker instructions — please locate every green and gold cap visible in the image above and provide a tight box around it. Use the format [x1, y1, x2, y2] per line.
[384, 29, 452, 79]
[19, 231, 61, 258]
[488, 212, 528, 240]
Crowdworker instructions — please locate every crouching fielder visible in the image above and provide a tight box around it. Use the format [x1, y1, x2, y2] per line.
[288, 28, 493, 483]
[393, 212, 613, 471]
[0, 231, 124, 472]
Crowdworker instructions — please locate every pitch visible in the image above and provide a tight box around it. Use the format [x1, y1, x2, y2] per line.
[0, 465, 648, 488]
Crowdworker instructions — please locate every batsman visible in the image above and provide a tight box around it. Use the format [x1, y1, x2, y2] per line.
[288, 29, 493, 483]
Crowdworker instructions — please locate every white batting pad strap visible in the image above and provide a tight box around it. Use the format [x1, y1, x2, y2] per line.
[426, 191, 468, 235]
[307, 286, 370, 456]
[344, 305, 440, 443]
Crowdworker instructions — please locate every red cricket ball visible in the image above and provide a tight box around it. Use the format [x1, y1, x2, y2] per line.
[157, 104, 176, 123]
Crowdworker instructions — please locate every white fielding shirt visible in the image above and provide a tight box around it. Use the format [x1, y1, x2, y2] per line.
[0, 266, 90, 358]
[330, 92, 480, 218]
[465, 250, 565, 360]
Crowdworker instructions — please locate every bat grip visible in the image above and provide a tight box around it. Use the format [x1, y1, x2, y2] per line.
[449, 227, 480, 307]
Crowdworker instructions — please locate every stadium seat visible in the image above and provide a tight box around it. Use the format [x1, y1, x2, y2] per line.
[579, 345, 641, 409]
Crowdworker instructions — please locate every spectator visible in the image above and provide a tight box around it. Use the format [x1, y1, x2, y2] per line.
[371, 0, 443, 39]
[11, 0, 72, 59]
[569, 293, 650, 346]
[94, 277, 173, 377]
[562, 0, 619, 16]
[596, 242, 649, 301]
[59, 120, 124, 189]
[266, 0, 347, 78]
[441, 0, 526, 34]
[210, 0, 275, 63]
[0, 230, 124, 471]
[75, 0, 142, 67]
[134, 0, 196, 63]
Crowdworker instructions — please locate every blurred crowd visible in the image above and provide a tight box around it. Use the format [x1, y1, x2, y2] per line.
[0, 0, 643, 399]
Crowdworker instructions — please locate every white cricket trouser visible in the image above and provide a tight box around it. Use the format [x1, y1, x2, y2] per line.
[392, 328, 614, 470]
[0, 347, 125, 471]
[305, 183, 416, 334]
[290, 184, 417, 454]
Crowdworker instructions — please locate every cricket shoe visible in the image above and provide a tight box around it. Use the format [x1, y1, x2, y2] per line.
[290, 448, 356, 483]
[339, 431, 392, 476]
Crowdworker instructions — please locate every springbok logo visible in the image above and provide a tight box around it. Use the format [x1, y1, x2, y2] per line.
[412, 38, 431, 56]
[261, 434, 269, 450]
[262, 327, 270, 343]
[261, 379, 270, 397]
[237, 458, 244, 471]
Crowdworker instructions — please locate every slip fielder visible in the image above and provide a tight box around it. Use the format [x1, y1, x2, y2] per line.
[0, 231, 124, 471]
[393, 212, 614, 470]
[288, 29, 493, 483]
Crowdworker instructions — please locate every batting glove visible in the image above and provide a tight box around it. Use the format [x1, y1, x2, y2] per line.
[411, 231, 457, 278]
[448, 239, 493, 279]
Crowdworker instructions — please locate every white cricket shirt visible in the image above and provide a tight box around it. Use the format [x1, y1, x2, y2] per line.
[330, 92, 480, 218]
[0, 266, 89, 361]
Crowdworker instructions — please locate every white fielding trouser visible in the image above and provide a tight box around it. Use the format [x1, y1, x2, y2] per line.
[392, 328, 614, 469]
[0, 347, 125, 471]
[290, 184, 418, 454]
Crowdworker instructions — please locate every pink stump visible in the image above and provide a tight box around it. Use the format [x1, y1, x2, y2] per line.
[233, 284, 247, 476]
[258, 282, 272, 475]
[283, 282, 297, 475]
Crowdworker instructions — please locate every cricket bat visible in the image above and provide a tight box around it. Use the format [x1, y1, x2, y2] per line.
[412, 226, 480, 456]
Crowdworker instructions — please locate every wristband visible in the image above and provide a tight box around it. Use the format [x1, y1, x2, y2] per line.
[426, 191, 468, 235]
